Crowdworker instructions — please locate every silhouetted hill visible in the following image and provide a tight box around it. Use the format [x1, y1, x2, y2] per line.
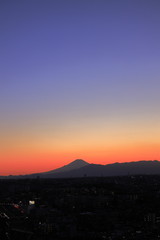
[42, 160, 160, 178]
[1, 160, 160, 179]
[43, 159, 89, 174]
[0, 159, 89, 179]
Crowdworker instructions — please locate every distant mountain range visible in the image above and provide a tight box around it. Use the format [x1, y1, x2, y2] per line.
[1, 159, 160, 179]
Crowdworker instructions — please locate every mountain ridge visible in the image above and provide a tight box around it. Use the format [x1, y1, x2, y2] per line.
[1, 159, 160, 179]
[44, 159, 89, 174]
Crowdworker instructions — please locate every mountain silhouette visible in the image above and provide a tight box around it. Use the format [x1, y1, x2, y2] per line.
[1, 160, 160, 178]
[41, 160, 160, 178]
[43, 159, 89, 174]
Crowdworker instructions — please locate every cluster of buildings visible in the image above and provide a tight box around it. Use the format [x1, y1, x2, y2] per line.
[1, 175, 160, 239]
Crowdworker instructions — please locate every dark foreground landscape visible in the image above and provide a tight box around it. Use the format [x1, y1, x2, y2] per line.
[1, 175, 160, 240]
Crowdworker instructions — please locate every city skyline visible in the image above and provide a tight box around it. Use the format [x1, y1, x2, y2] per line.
[1, 0, 160, 175]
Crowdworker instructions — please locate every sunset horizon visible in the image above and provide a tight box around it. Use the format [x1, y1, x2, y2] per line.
[1, 158, 160, 176]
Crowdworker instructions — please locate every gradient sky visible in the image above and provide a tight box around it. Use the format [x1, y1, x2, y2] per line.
[1, 0, 160, 175]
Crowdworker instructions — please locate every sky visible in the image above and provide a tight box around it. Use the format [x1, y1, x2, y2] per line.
[0, 0, 160, 175]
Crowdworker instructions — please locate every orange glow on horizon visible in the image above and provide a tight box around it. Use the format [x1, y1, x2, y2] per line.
[1, 141, 160, 176]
